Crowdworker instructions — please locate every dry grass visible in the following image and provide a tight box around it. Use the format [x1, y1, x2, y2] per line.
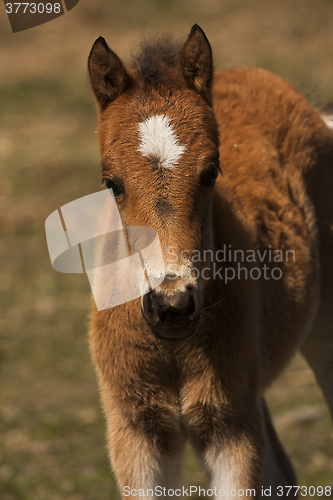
[1, 1, 333, 498]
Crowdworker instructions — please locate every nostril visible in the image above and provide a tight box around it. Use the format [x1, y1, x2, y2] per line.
[141, 292, 160, 325]
[187, 294, 196, 316]
[145, 293, 154, 315]
[185, 284, 197, 317]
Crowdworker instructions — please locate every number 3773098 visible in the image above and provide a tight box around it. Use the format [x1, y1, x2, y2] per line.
[5, 3, 61, 14]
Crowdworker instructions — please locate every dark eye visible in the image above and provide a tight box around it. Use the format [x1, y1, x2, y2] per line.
[201, 163, 222, 189]
[102, 177, 124, 197]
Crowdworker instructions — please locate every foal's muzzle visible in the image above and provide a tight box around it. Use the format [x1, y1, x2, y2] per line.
[141, 276, 200, 339]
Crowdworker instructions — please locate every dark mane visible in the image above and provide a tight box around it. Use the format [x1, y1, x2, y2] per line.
[131, 35, 180, 83]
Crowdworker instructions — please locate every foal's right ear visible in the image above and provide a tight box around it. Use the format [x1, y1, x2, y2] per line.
[88, 37, 131, 110]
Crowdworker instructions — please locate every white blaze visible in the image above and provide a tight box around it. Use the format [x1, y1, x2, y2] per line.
[138, 114, 186, 169]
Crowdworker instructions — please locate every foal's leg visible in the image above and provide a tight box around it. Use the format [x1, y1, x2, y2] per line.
[301, 321, 333, 420]
[259, 397, 298, 494]
[185, 402, 264, 499]
[104, 403, 185, 500]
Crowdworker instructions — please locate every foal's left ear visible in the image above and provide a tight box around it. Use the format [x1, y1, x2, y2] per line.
[88, 37, 131, 110]
[178, 24, 213, 105]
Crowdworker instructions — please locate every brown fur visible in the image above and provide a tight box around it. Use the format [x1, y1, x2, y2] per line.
[88, 25, 333, 499]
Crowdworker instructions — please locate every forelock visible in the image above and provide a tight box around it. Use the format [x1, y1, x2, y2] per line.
[131, 35, 180, 84]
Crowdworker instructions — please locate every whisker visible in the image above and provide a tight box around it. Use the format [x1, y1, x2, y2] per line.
[201, 299, 225, 312]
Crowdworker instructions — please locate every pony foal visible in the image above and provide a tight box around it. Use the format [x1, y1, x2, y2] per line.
[88, 25, 333, 499]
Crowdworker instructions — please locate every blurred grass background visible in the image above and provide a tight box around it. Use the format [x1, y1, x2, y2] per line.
[1, 0, 333, 498]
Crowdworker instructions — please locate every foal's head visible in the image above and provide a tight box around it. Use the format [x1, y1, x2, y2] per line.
[88, 25, 221, 339]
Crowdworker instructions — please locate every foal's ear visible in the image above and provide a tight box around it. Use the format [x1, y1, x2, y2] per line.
[179, 25, 213, 105]
[88, 37, 131, 110]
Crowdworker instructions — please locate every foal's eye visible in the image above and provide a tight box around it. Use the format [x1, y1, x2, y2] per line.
[201, 163, 222, 189]
[102, 177, 124, 197]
